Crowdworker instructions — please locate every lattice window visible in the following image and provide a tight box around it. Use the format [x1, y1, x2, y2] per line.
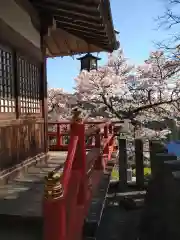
[0, 45, 15, 113]
[17, 56, 41, 114]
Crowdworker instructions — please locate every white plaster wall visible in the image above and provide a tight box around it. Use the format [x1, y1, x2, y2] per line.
[0, 0, 40, 48]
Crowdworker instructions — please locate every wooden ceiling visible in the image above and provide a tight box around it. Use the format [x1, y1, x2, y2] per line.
[29, 0, 119, 57]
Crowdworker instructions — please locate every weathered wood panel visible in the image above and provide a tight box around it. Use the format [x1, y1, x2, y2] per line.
[0, 119, 45, 171]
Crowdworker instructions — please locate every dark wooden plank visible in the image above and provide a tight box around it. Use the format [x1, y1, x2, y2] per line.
[135, 139, 144, 188]
[118, 139, 128, 189]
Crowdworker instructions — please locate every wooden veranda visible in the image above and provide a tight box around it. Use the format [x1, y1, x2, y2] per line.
[0, 0, 118, 180]
[1, 1, 180, 240]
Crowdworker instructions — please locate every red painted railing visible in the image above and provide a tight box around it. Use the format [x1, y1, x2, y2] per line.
[44, 119, 118, 240]
[48, 120, 121, 151]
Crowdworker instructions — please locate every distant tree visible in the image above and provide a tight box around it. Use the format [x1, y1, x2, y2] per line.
[47, 88, 77, 120]
[158, 0, 180, 29]
[157, 0, 180, 60]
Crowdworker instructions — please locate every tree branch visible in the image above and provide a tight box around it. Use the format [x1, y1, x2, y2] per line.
[131, 98, 179, 115]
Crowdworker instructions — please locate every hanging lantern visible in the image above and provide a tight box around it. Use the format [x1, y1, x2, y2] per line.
[77, 53, 101, 72]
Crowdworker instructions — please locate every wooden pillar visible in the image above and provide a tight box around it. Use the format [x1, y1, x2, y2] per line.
[118, 138, 127, 189]
[40, 15, 50, 154]
[41, 55, 48, 153]
[135, 139, 144, 188]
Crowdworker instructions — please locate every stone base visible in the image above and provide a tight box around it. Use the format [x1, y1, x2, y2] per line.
[139, 157, 180, 239]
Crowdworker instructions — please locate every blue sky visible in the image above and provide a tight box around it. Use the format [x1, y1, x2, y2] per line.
[47, 0, 175, 92]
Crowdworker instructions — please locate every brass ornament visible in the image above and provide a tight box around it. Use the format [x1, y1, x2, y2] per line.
[71, 107, 83, 123]
[44, 171, 63, 200]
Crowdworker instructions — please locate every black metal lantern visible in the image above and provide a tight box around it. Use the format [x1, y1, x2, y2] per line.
[77, 53, 101, 72]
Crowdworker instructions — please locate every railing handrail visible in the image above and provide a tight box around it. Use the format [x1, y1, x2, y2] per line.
[44, 118, 117, 240]
[48, 120, 124, 124]
[62, 135, 79, 197]
[47, 119, 115, 187]
[48, 120, 116, 152]
[85, 121, 112, 136]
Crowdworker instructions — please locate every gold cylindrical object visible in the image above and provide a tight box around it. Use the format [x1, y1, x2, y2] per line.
[71, 107, 83, 123]
[44, 171, 63, 200]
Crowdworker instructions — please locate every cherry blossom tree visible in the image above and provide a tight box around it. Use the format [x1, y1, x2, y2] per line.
[48, 88, 77, 120]
[75, 49, 180, 140]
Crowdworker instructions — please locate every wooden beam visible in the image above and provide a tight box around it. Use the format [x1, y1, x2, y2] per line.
[50, 34, 63, 54]
[50, 32, 69, 54]
[31, 2, 101, 19]
[99, 0, 117, 48]
[30, 0, 118, 52]
[53, 12, 102, 25]
[59, 25, 108, 38]
[60, 27, 109, 44]
[62, 32, 109, 47]
[46, 50, 103, 57]
[54, 16, 104, 30]
[55, 20, 105, 34]
[37, 0, 100, 13]
[80, 38, 110, 51]
[98, 0, 111, 44]
[57, 28, 110, 50]
[75, 0, 100, 4]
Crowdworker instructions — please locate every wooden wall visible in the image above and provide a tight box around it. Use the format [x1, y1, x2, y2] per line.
[0, 120, 45, 171]
[0, 1, 47, 172]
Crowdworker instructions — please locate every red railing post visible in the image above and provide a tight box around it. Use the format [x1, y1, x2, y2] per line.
[103, 124, 109, 166]
[44, 121, 80, 240]
[43, 174, 66, 240]
[104, 125, 108, 138]
[71, 122, 86, 204]
[95, 129, 101, 148]
[67, 121, 87, 240]
[57, 123, 63, 148]
[44, 120, 87, 240]
[45, 119, 119, 240]
[109, 124, 113, 134]
[94, 129, 103, 170]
